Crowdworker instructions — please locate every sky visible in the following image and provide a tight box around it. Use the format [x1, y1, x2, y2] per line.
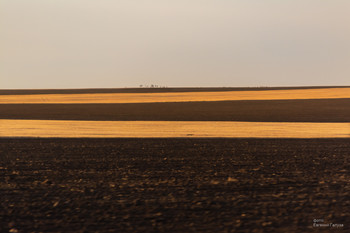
[1, 0, 349, 89]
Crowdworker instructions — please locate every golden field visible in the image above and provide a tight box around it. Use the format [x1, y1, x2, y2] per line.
[1, 87, 350, 104]
[1, 119, 349, 138]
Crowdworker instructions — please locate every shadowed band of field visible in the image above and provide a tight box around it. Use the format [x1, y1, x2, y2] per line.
[1, 138, 350, 232]
[1, 99, 350, 122]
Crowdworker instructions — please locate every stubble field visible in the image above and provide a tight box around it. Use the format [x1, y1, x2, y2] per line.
[1, 138, 350, 233]
[1, 87, 350, 232]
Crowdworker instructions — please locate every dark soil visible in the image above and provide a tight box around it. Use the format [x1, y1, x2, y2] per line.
[1, 98, 350, 122]
[1, 138, 349, 232]
[1, 86, 348, 95]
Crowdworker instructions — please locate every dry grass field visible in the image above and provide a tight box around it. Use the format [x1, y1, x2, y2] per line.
[1, 86, 347, 95]
[1, 119, 349, 138]
[1, 87, 350, 104]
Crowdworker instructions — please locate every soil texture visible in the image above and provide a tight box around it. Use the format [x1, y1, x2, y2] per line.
[1, 138, 349, 232]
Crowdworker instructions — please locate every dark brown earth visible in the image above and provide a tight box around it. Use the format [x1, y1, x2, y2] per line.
[1, 98, 350, 122]
[1, 138, 349, 232]
[1, 86, 349, 95]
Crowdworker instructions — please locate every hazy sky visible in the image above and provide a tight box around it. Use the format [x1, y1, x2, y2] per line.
[1, 0, 349, 89]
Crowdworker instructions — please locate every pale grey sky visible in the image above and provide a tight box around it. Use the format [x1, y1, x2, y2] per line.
[1, 0, 349, 89]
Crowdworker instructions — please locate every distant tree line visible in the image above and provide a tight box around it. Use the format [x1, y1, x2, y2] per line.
[139, 84, 168, 88]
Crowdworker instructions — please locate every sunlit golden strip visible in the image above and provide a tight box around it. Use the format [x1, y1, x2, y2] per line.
[1, 88, 350, 104]
[0, 120, 349, 138]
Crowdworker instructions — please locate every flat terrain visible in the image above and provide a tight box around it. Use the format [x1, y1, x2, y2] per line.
[1, 86, 348, 95]
[1, 86, 349, 232]
[1, 88, 350, 104]
[1, 138, 349, 232]
[1, 120, 349, 138]
[1, 99, 350, 122]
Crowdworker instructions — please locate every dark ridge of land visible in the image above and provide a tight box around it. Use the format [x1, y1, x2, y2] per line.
[1, 98, 350, 122]
[1, 138, 349, 232]
[0, 86, 349, 95]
